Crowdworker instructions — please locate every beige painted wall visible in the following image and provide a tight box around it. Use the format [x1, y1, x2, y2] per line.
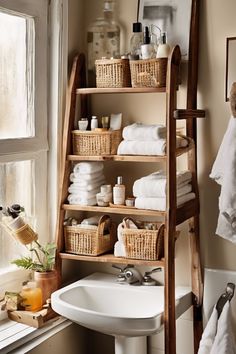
[47, 1, 236, 354]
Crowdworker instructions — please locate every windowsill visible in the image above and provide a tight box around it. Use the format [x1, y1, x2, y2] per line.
[0, 316, 72, 354]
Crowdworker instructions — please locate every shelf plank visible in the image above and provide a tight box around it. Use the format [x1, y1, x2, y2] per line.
[59, 252, 165, 266]
[62, 204, 166, 217]
[76, 87, 166, 95]
[67, 141, 195, 162]
[176, 199, 199, 225]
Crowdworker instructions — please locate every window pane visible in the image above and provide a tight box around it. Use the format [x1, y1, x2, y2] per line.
[0, 160, 35, 269]
[0, 11, 35, 139]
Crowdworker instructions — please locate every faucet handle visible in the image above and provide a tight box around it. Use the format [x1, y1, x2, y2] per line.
[144, 267, 162, 277]
[112, 264, 124, 272]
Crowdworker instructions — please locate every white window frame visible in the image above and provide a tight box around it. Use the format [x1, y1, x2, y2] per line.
[0, 0, 68, 286]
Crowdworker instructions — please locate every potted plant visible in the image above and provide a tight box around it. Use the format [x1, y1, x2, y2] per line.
[11, 240, 58, 305]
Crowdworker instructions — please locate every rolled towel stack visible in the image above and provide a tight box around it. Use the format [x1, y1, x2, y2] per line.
[114, 218, 138, 257]
[67, 162, 105, 206]
[117, 123, 188, 156]
[133, 170, 195, 211]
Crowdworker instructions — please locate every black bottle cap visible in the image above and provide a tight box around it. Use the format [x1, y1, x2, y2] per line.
[133, 22, 142, 33]
[143, 26, 150, 44]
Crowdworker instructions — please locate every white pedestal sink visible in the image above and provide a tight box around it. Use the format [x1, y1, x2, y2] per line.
[51, 273, 192, 354]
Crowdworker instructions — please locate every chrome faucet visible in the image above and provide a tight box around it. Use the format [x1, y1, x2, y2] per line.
[112, 265, 143, 285]
[112, 265, 163, 286]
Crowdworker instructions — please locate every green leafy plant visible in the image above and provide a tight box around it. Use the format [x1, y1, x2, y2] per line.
[11, 241, 56, 272]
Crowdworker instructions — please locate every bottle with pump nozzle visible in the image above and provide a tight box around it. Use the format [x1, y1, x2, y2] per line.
[113, 176, 125, 205]
[156, 32, 170, 58]
[141, 26, 155, 60]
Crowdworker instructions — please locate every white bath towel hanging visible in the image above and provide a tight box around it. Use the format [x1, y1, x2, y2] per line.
[210, 117, 236, 243]
[198, 301, 236, 354]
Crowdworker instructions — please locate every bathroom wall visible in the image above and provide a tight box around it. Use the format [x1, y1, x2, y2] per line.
[58, 1, 236, 354]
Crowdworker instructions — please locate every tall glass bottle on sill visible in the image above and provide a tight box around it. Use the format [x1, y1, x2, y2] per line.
[87, 0, 120, 87]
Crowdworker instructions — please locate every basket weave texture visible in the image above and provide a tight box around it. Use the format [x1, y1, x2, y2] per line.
[1, 222, 38, 245]
[72, 129, 122, 156]
[95, 58, 131, 88]
[64, 215, 116, 256]
[122, 221, 165, 260]
[129, 58, 168, 88]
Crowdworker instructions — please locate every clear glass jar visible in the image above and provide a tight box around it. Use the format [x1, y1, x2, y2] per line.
[87, 0, 120, 86]
[130, 22, 143, 58]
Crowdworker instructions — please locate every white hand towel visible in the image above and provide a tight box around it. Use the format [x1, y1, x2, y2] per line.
[67, 194, 97, 206]
[135, 192, 196, 211]
[117, 136, 188, 156]
[122, 123, 166, 141]
[69, 178, 106, 191]
[198, 301, 236, 354]
[198, 306, 218, 354]
[73, 162, 103, 175]
[117, 220, 138, 241]
[133, 170, 192, 198]
[114, 241, 126, 257]
[70, 170, 104, 181]
[67, 187, 100, 199]
[210, 117, 236, 243]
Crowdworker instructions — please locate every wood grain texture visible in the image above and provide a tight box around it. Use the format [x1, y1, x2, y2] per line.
[174, 109, 205, 119]
[76, 87, 166, 94]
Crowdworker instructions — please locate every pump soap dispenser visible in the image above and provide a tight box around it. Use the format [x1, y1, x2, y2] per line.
[113, 176, 125, 205]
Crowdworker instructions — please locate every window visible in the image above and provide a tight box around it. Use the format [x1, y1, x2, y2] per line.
[0, 0, 49, 278]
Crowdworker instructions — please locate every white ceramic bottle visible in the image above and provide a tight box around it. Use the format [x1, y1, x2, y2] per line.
[91, 115, 98, 130]
[113, 176, 125, 205]
[141, 26, 154, 60]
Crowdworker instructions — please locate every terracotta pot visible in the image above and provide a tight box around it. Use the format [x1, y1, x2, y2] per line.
[34, 270, 58, 305]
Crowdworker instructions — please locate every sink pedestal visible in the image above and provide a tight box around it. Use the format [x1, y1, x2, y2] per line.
[115, 336, 147, 354]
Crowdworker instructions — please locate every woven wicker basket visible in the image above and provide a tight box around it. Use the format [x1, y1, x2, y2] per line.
[64, 215, 116, 256]
[72, 129, 122, 156]
[122, 220, 165, 261]
[1, 221, 38, 245]
[95, 58, 131, 88]
[129, 58, 168, 88]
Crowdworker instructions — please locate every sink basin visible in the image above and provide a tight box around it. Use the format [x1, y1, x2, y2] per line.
[51, 272, 192, 337]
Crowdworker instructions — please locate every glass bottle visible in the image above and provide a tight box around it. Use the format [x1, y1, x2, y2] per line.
[130, 22, 143, 59]
[87, 0, 120, 87]
[20, 281, 43, 311]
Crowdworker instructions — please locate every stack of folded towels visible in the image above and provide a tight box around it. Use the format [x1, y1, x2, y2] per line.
[117, 123, 188, 156]
[67, 162, 105, 206]
[114, 218, 138, 257]
[133, 170, 195, 211]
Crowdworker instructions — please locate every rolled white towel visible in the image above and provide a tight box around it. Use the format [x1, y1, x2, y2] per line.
[73, 162, 103, 175]
[67, 187, 100, 199]
[117, 220, 138, 242]
[81, 216, 100, 226]
[122, 123, 166, 141]
[133, 170, 192, 197]
[114, 241, 126, 257]
[67, 194, 97, 206]
[135, 192, 196, 211]
[117, 136, 188, 156]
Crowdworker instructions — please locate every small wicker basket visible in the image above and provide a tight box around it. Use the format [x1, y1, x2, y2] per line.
[72, 129, 122, 156]
[122, 220, 165, 261]
[95, 58, 131, 88]
[64, 215, 117, 256]
[129, 58, 168, 88]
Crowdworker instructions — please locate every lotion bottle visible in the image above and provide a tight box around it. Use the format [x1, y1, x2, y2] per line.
[91, 115, 98, 130]
[141, 26, 154, 60]
[113, 176, 125, 205]
[156, 32, 170, 58]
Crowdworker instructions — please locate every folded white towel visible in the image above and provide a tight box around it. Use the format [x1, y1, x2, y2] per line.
[73, 162, 103, 175]
[135, 192, 196, 211]
[117, 136, 188, 156]
[69, 177, 106, 191]
[67, 187, 100, 199]
[67, 194, 97, 206]
[114, 241, 126, 257]
[133, 170, 192, 197]
[198, 301, 236, 354]
[210, 117, 236, 243]
[122, 123, 166, 141]
[70, 170, 104, 182]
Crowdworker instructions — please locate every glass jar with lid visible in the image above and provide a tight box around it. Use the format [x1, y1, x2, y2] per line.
[87, 0, 120, 87]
